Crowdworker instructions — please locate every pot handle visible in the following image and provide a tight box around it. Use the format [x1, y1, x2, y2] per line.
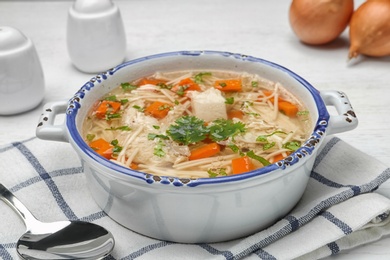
[320, 90, 358, 135]
[36, 100, 69, 143]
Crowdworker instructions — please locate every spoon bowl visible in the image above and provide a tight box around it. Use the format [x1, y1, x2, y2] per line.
[0, 183, 115, 259]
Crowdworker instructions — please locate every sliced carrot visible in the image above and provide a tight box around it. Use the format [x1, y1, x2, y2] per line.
[130, 162, 138, 170]
[121, 157, 138, 170]
[278, 101, 299, 117]
[171, 78, 201, 94]
[144, 101, 172, 119]
[272, 153, 285, 162]
[89, 138, 113, 159]
[272, 152, 292, 163]
[95, 100, 121, 119]
[214, 79, 242, 92]
[231, 156, 255, 174]
[259, 90, 284, 103]
[262, 90, 273, 98]
[189, 143, 221, 161]
[259, 91, 299, 117]
[227, 109, 244, 120]
[137, 77, 167, 86]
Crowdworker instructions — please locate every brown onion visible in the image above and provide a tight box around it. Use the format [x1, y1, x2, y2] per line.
[289, 0, 354, 45]
[349, 0, 390, 59]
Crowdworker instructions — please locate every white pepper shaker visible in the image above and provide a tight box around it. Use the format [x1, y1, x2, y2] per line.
[66, 0, 127, 73]
[0, 26, 45, 115]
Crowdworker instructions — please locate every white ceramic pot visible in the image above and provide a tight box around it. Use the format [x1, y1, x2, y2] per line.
[36, 51, 358, 243]
[0, 26, 45, 115]
[66, 0, 126, 73]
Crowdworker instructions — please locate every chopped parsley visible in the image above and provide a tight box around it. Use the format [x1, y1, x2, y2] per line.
[283, 141, 301, 151]
[153, 140, 166, 157]
[113, 146, 122, 154]
[263, 142, 275, 150]
[158, 104, 171, 111]
[297, 110, 309, 116]
[228, 144, 242, 154]
[242, 101, 254, 109]
[194, 72, 212, 84]
[106, 126, 131, 131]
[256, 131, 287, 143]
[219, 82, 227, 87]
[148, 131, 169, 157]
[245, 112, 260, 117]
[132, 105, 145, 112]
[176, 85, 189, 96]
[208, 119, 246, 142]
[86, 134, 95, 142]
[166, 117, 247, 145]
[120, 99, 129, 105]
[105, 113, 121, 120]
[104, 95, 117, 101]
[225, 97, 234, 104]
[110, 139, 123, 156]
[103, 95, 128, 105]
[256, 131, 287, 151]
[251, 81, 259, 87]
[148, 133, 169, 140]
[207, 168, 227, 178]
[227, 146, 271, 166]
[167, 116, 209, 145]
[157, 82, 173, 90]
[121, 82, 137, 92]
[246, 150, 270, 166]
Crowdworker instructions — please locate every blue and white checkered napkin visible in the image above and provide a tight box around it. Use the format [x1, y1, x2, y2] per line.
[1, 136, 390, 260]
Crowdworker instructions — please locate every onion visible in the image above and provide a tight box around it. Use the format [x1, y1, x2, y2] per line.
[349, 0, 390, 59]
[289, 0, 354, 45]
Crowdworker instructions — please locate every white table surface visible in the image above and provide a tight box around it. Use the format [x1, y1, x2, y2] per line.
[1, 0, 390, 259]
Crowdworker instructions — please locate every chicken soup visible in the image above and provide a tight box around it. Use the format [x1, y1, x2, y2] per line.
[83, 70, 311, 178]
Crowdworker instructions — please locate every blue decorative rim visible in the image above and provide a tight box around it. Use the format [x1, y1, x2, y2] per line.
[66, 50, 330, 187]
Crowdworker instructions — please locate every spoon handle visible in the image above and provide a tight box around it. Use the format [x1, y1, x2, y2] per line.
[0, 183, 39, 229]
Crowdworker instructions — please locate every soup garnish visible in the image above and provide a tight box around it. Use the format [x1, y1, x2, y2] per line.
[83, 70, 311, 178]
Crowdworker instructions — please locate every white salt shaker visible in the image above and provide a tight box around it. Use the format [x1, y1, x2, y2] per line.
[0, 26, 45, 115]
[66, 0, 127, 73]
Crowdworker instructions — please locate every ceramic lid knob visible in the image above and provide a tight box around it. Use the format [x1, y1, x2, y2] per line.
[0, 26, 28, 51]
[66, 0, 127, 73]
[73, 0, 113, 13]
[0, 26, 45, 115]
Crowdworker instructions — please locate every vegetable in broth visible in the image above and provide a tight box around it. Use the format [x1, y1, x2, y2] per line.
[83, 70, 311, 178]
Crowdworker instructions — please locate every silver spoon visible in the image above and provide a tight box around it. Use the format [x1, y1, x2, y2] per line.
[0, 183, 115, 259]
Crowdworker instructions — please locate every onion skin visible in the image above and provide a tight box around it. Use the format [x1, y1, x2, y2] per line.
[289, 0, 354, 45]
[349, 0, 390, 59]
